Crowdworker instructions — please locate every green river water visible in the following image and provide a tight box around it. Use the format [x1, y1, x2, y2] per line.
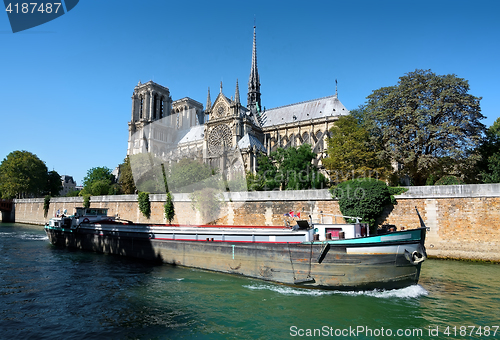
[1, 223, 499, 339]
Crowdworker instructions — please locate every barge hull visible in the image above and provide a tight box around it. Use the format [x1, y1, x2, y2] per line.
[45, 227, 424, 290]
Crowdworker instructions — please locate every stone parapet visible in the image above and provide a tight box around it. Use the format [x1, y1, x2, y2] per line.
[9, 184, 500, 261]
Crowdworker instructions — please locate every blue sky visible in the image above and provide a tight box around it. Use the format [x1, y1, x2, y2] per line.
[1, 0, 499, 185]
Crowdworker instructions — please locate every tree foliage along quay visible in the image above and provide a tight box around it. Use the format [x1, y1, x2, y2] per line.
[247, 144, 328, 191]
[118, 156, 136, 194]
[479, 117, 500, 183]
[80, 166, 115, 196]
[354, 69, 485, 186]
[323, 115, 391, 183]
[0, 150, 61, 199]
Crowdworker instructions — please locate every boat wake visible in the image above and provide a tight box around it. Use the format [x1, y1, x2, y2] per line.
[19, 233, 49, 241]
[0, 231, 48, 241]
[243, 283, 428, 298]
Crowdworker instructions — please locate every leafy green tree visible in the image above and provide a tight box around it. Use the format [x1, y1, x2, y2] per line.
[0, 150, 48, 198]
[83, 194, 91, 209]
[331, 178, 392, 228]
[276, 144, 328, 190]
[479, 117, 500, 183]
[483, 153, 500, 183]
[65, 189, 81, 197]
[46, 170, 63, 196]
[81, 166, 114, 196]
[165, 158, 215, 193]
[323, 115, 390, 183]
[118, 156, 136, 194]
[43, 195, 51, 218]
[251, 154, 280, 191]
[355, 69, 484, 186]
[164, 192, 175, 224]
[250, 144, 328, 190]
[138, 192, 151, 219]
[434, 175, 465, 185]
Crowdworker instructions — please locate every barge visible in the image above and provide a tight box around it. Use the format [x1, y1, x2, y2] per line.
[44, 207, 427, 290]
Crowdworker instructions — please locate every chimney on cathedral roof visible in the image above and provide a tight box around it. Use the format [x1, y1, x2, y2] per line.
[247, 25, 261, 114]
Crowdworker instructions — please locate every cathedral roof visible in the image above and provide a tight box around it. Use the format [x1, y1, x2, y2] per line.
[176, 125, 205, 144]
[238, 133, 267, 153]
[257, 95, 349, 128]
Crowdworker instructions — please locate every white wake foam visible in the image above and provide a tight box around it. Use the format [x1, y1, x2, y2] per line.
[243, 283, 428, 298]
[19, 233, 49, 241]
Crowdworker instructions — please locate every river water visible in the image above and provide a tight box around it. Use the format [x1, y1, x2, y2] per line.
[1, 223, 499, 340]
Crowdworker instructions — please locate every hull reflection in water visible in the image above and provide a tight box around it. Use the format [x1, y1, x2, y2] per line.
[44, 208, 427, 290]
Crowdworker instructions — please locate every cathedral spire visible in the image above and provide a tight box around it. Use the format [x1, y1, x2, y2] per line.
[247, 25, 261, 113]
[235, 79, 240, 104]
[206, 87, 211, 110]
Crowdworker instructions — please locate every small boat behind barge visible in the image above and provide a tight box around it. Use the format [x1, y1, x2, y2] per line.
[44, 207, 427, 290]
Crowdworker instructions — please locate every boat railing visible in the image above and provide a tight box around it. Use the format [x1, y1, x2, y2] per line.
[283, 209, 363, 225]
[317, 213, 363, 224]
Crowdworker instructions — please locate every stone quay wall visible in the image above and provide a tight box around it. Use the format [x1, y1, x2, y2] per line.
[9, 184, 500, 261]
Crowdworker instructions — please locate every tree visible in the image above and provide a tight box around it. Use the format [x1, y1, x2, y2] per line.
[331, 178, 392, 228]
[356, 69, 485, 186]
[46, 170, 63, 196]
[138, 191, 151, 219]
[118, 156, 136, 194]
[164, 191, 175, 224]
[43, 195, 51, 218]
[323, 115, 390, 183]
[81, 166, 114, 196]
[0, 150, 48, 198]
[165, 158, 215, 193]
[250, 154, 280, 191]
[250, 144, 328, 190]
[479, 117, 500, 183]
[482, 153, 500, 183]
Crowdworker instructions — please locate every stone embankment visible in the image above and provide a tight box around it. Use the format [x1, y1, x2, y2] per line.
[7, 184, 500, 262]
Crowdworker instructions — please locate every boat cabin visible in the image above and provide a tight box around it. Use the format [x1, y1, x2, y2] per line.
[46, 207, 113, 229]
[75, 208, 109, 218]
[313, 223, 369, 241]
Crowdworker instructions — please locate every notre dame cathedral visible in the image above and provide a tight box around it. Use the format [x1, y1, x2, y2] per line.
[127, 26, 349, 177]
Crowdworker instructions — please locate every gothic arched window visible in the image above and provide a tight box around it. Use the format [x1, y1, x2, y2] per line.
[153, 94, 158, 120]
[140, 95, 144, 119]
[302, 132, 309, 145]
[316, 131, 324, 152]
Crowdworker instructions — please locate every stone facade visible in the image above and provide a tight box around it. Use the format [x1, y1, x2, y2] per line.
[126, 26, 349, 175]
[59, 175, 77, 196]
[11, 184, 500, 261]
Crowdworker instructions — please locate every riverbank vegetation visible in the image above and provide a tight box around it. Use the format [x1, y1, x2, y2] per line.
[0, 151, 62, 199]
[323, 69, 499, 186]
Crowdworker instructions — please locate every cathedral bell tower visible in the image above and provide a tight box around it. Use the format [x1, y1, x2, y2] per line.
[247, 26, 261, 114]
